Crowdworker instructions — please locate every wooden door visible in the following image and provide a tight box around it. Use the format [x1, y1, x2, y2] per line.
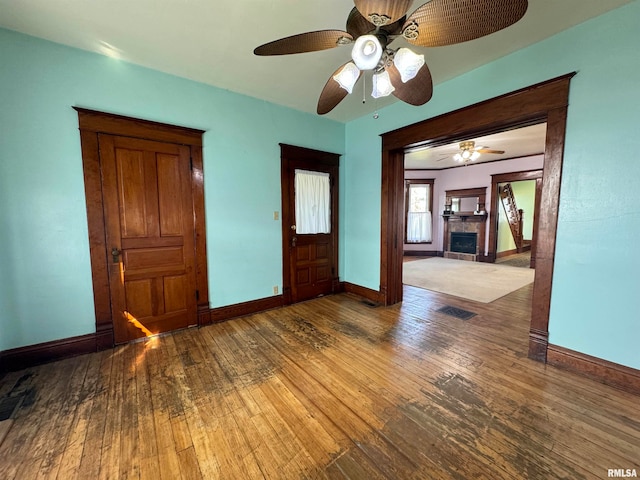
[281, 144, 339, 304]
[100, 134, 197, 342]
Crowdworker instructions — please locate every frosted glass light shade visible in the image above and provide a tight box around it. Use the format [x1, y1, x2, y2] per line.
[454, 151, 481, 162]
[351, 35, 383, 71]
[393, 48, 425, 83]
[333, 62, 360, 93]
[371, 70, 395, 98]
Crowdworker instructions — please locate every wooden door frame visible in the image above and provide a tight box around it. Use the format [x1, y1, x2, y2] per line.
[74, 108, 209, 348]
[488, 169, 543, 265]
[280, 144, 340, 305]
[379, 73, 575, 362]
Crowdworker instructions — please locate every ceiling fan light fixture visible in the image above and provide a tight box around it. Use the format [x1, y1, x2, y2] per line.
[393, 48, 425, 83]
[371, 70, 395, 98]
[453, 153, 463, 162]
[462, 149, 471, 159]
[471, 151, 481, 161]
[333, 62, 360, 94]
[351, 34, 383, 70]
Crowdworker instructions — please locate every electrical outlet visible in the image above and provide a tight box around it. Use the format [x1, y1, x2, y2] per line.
[273, 211, 279, 220]
[273, 286, 279, 295]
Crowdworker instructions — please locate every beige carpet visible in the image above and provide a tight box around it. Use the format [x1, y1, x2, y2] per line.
[403, 257, 535, 303]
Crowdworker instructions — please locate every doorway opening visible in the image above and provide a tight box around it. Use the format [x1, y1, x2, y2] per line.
[490, 169, 543, 270]
[380, 73, 575, 362]
[402, 163, 540, 305]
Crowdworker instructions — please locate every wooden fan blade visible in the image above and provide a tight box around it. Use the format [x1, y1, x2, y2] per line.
[403, 0, 528, 47]
[346, 7, 375, 38]
[387, 62, 433, 106]
[477, 148, 505, 154]
[354, 0, 413, 26]
[317, 63, 362, 115]
[254, 30, 353, 56]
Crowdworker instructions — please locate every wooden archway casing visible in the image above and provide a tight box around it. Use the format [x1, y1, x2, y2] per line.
[379, 73, 575, 362]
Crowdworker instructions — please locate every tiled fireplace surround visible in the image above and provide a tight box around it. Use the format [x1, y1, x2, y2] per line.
[444, 217, 484, 261]
[442, 187, 487, 262]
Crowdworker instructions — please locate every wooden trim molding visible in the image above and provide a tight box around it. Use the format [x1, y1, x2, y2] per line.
[343, 282, 384, 305]
[0, 333, 102, 373]
[209, 296, 285, 324]
[547, 344, 640, 396]
[380, 148, 406, 305]
[74, 108, 209, 346]
[379, 73, 576, 362]
[488, 169, 542, 264]
[74, 107, 204, 146]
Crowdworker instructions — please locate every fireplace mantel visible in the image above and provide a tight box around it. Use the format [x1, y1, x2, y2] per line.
[442, 212, 487, 220]
[442, 187, 488, 261]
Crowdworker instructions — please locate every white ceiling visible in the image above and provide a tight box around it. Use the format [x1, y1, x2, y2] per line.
[404, 123, 547, 169]
[0, 0, 632, 122]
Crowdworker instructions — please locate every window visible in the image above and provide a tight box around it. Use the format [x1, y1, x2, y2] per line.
[294, 169, 331, 234]
[405, 179, 434, 243]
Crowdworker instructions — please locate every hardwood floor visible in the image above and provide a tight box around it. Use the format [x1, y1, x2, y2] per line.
[0, 285, 638, 479]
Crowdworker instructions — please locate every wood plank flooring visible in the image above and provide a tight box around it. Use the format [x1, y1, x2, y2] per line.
[0, 285, 638, 479]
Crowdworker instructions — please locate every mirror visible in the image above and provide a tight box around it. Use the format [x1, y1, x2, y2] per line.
[444, 187, 487, 215]
[451, 197, 477, 213]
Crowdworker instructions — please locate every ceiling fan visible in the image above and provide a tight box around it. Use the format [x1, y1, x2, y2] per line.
[453, 140, 505, 163]
[254, 0, 528, 115]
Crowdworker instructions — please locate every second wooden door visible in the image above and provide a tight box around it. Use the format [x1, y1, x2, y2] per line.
[281, 144, 340, 304]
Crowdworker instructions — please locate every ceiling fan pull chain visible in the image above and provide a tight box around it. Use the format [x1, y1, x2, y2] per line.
[362, 73, 366, 104]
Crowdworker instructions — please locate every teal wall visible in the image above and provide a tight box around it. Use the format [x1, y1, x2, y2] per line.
[0, 28, 344, 351]
[0, 181, 16, 351]
[497, 180, 536, 253]
[2, 1, 639, 371]
[343, 1, 640, 369]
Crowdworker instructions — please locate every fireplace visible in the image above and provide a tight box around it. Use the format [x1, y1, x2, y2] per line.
[450, 232, 477, 254]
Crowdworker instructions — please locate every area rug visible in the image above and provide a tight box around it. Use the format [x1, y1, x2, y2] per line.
[496, 251, 532, 268]
[403, 257, 535, 303]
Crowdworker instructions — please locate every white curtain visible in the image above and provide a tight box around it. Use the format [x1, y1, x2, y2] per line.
[407, 211, 432, 243]
[295, 169, 331, 234]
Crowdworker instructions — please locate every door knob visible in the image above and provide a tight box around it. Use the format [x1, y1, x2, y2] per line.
[111, 247, 121, 264]
[290, 225, 296, 230]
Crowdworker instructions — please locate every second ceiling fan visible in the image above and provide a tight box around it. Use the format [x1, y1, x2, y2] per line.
[453, 140, 505, 163]
[254, 0, 528, 115]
